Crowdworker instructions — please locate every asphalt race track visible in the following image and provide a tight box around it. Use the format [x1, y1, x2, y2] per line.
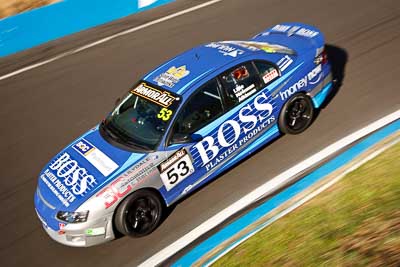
[1, 0, 399, 266]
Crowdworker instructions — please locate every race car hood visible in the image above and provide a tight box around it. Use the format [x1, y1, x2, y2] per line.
[36, 126, 147, 218]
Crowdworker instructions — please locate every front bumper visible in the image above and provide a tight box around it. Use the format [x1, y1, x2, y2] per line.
[36, 209, 115, 247]
[34, 187, 116, 247]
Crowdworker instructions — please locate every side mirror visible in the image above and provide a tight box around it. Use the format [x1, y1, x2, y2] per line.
[191, 133, 203, 142]
[170, 133, 203, 144]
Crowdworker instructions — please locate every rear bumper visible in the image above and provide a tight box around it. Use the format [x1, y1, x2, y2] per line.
[308, 71, 333, 109]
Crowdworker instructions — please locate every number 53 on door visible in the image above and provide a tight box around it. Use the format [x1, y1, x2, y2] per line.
[160, 150, 195, 191]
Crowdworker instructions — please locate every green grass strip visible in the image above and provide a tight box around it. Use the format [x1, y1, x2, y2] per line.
[215, 142, 400, 266]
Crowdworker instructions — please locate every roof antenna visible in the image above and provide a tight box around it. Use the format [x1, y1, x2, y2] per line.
[195, 53, 200, 60]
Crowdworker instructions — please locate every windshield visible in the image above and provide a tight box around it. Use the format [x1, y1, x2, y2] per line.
[221, 41, 296, 55]
[101, 82, 181, 151]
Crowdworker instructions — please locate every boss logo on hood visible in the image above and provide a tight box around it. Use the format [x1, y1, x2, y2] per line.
[48, 153, 97, 196]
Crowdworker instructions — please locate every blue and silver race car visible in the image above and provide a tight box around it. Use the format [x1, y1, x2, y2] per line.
[34, 22, 333, 247]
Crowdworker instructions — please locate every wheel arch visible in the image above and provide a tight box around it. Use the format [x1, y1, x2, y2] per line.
[277, 92, 315, 135]
[305, 91, 320, 109]
[111, 187, 166, 236]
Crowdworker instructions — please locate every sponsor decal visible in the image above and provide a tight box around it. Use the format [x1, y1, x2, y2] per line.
[271, 24, 291, 33]
[205, 42, 245, 57]
[296, 27, 319, 38]
[58, 223, 66, 235]
[279, 64, 322, 100]
[96, 158, 155, 209]
[158, 149, 195, 191]
[262, 69, 279, 84]
[154, 65, 190, 88]
[287, 26, 300, 36]
[193, 92, 275, 171]
[308, 64, 323, 85]
[233, 84, 257, 102]
[85, 227, 105, 236]
[182, 184, 194, 195]
[41, 153, 97, 207]
[270, 24, 319, 38]
[131, 82, 176, 108]
[277, 55, 293, 72]
[73, 139, 118, 177]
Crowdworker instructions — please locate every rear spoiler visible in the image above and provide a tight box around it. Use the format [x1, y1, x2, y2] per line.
[251, 22, 325, 58]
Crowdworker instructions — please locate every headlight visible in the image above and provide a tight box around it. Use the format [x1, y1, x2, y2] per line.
[56, 210, 89, 223]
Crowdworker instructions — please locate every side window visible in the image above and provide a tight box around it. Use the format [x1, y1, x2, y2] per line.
[220, 62, 261, 106]
[254, 61, 280, 86]
[172, 79, 224, 138]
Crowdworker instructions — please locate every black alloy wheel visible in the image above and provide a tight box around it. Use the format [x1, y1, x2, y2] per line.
[278, 93, 315, 135]
[115, 189, 164, 237]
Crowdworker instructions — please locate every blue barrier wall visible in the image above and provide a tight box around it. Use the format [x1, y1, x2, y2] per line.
[0, 0, 174, 57]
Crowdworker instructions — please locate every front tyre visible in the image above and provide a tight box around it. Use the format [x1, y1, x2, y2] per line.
[114, 189, 164, 237]
[278, 94, 315, 135]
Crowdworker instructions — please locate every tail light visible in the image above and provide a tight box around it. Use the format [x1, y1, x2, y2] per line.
[314, 48, 328, 65]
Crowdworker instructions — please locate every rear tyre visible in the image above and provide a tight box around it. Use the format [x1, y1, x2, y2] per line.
[278, 93, 315, 135]
[114, 189, 164, 237]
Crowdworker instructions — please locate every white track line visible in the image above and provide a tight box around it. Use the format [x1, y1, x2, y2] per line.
[137, 109, 400, 267]
[0, 0, 224, 82]
[204, 136, 400, 266]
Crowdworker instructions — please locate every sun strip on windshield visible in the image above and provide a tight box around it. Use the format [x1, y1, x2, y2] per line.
[131, 82, 177, 108]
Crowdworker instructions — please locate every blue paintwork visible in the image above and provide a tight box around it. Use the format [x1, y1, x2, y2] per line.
[0, 0, 174, 57]
[312, 82, 333, 108]
[145, 43, 292, 95]
[35, 23, 333, 232]
[35, 128, 146, 230]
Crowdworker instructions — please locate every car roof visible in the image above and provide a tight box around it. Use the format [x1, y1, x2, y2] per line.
[142, 41, 294, 96]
